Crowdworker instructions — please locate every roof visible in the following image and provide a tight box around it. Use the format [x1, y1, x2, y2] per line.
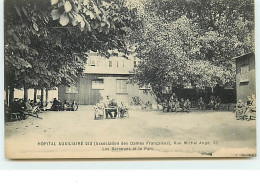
[233, 52, 254, 60]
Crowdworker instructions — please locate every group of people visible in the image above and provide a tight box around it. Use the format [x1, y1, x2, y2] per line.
[197, 96, 221, 110]
[163, 95, 191, 113]
[5, 98, 40, 120]
[162, 94, 223, 112]
[51, 98, 78, 111]
[94, 96, 128, 119]
[5, 97, 78, 121]
[236, 94, 256, 121]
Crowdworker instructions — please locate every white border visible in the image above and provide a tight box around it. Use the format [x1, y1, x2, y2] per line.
[0, 0, 260, 170]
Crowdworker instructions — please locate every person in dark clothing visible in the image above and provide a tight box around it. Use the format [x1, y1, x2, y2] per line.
[106, 99, 118, 119]
[209, 95, 216, 110]
[51, 98, 62, 111]
[10, 99, 26, 119]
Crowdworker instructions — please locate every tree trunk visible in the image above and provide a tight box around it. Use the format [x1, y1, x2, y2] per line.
[9, 87, 14, 105]
[34, 88, 37, 103]
[45, 89, 49, 105]
[5, 89, 9, 105]
[40, 88, 44, 107]
[24, 87, 28, 101]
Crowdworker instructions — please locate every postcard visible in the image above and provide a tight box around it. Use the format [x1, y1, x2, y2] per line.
[4, 0, 256, 158]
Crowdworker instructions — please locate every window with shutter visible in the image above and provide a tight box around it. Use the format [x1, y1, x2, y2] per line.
[116, 79, 127, 94]
[240, 65, 249, 82]
[66, 84, 78, 93]
[92, 79, 104, 90]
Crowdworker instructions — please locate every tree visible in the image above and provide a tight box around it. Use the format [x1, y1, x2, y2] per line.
[132, 0, 254, 103]
[4, 0, 141, 103]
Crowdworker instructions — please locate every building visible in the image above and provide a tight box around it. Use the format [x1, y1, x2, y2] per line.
[58, 52, 156, 105]
[234, 52, 255, 103]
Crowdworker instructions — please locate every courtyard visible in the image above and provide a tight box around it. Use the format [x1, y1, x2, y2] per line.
[5, 106, 256, 158]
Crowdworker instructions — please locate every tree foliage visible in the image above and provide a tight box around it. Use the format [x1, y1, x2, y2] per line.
[5, 0, 141, 91]
[133, 0, 254, 102]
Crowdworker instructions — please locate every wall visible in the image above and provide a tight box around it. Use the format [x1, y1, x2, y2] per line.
[236, 53, 256, 103]
[59, 74, 157, 105]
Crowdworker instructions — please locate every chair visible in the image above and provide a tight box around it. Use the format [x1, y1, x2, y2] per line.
[119, 107, 129, 118]
[94, 106, 105, 120]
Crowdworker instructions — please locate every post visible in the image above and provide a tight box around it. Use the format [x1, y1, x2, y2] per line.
[45, 88, 49, 105]
[5, 89, 9, 106]
[24, 87, 28, 101]
[34, 88, 37, 103]
[9, 87, 14, 104]
[40, 88, 44, 107]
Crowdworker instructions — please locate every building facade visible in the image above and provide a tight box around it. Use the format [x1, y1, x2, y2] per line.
[58, 52, 156, 105]
[235, 52, 255, 102]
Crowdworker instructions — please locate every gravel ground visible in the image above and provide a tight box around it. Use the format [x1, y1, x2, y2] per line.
[5, 106, 256, 158]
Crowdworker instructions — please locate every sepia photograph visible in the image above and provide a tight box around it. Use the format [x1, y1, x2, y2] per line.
[4, 0, 256, 158]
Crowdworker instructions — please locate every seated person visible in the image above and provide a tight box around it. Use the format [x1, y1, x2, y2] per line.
[235, 99, 245, 120]
[183, 99, 191, 112]
[198, 97, 205, 110]
[118, 102, 128, 118]
[71, 100, 78, 111]
[244, 95, 256, 120]
[172, 98, 179, 112]
[168, 99, 174, 112]
[10, 99, 26, 119]
[106, 99, 118, 119]
[63, 100, 70, 111]
[51, 98, 62, 111]
[94, 99, 105, 119]
[145, 101, 152, 109]
[162, 99, 169, 112]
[23, 100, 33, 111]
[141, 101, 147, 110]
[179, 98, 185, 110]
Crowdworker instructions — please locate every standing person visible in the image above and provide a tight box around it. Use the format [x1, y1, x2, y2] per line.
[244, 94, 256, 120]
[235, 99, 245, 120]
[198, 97, 205, 110]
[104, 96, 110, 118]
[94, 97, 105, 119]
[104, 96, 110, 108]
[215, 96, 221, 110]
[209, 95, 216, 110]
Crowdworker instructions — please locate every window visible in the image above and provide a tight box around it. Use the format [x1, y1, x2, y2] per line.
[66, 85, 78, 93]
[116, 79, 127, 94]
[92, 79, 104, 90]
[134, 61, 137, 67]
[88, 59, 96, 66]
[109, 61, 112, 67]
[240, 65, 249, 82]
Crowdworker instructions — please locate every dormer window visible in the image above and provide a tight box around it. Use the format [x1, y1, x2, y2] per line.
[88, 59, 96, 66]
[134, 61, 137, 67]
